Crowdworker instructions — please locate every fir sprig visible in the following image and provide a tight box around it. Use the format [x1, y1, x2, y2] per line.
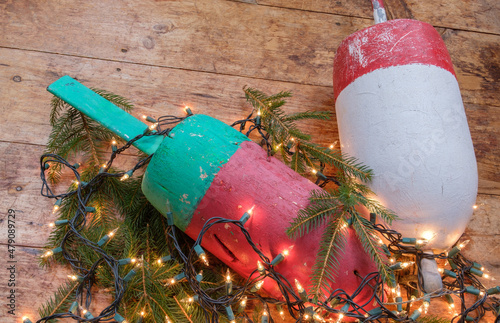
[309, 217, 348, 298]
[287, 180, 397, 297]
[243, 87, 372, 184]
[45, 89, 132, 184]
[242, 88, 397, 299]
[37, 281, 79, 322]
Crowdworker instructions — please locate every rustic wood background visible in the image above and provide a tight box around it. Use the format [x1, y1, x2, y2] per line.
[0, 0, 498, 321]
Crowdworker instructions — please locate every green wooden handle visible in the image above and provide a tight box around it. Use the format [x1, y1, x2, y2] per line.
[47, 76, 163, 155]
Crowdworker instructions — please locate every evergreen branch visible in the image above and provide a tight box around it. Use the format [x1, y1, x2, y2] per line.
[356, 192, 397, 225]
[351, 213, 392, 283]
[286, 201, 341, 239]
[310, 217, 347, 298]
[299, 142, 373, 182]
[79, 112, 100, 166]
[49, 96, 67, 126]
[309, 190, 338, 202]
[290, 150, 306, 174]
[244, 87, 297, 142]
[283, 111, 331, 122]
[38, 281, 79, 321]
[90, 88, 134, 112]
[173, 296, 194, 323]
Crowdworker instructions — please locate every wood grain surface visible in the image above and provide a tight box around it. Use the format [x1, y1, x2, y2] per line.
[0, 0, 498, 321]
[259, 0, 500, 35]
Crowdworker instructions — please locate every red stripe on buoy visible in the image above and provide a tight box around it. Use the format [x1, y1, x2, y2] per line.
[333, 19, 455, 101]
[185, 140, 377, 301]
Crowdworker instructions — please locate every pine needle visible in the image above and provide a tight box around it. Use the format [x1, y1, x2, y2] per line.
[309, 217, 347, 298]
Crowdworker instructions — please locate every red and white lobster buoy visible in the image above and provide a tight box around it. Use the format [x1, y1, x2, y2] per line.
[333, 17, 478, 291]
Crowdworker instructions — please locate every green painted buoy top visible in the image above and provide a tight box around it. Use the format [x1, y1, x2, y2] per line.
[142, 114, 251, 230]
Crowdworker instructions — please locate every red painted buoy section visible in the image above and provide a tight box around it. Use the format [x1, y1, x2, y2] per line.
[334, 19, 455, 101]
[186, 141, 377, 301]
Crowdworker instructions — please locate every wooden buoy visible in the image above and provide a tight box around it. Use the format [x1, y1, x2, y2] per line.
[48, 76, 377, 302]
[333, 19, 478, 291]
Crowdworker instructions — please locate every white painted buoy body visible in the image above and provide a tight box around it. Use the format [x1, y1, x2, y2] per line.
[333, 19, 478, 251]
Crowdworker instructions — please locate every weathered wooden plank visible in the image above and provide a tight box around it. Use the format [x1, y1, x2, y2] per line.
[463, 194, 500, 288]
[384, 0, 500, 35]
[252, 0, 373, 19]
[440, 28, 500, 108]
[0, 0, 498, 108]
[258, 0, 500, 35]
[0, 247, 112, 321]
[0, 0, 368, 88]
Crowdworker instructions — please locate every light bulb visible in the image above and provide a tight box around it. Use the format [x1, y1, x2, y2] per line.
[257, 260, 265, 274]
[422, 231, 436, 241]
[459, 240, 470, 249]
[108, 228, 118, 237]
[270, 246, 293, 266]
[240, 206, 254, 225]
[295, 279, 304, 293]
[401, 261, 414, 269]
[251, 280, 264, 292]
[184, 106, 193, 115]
